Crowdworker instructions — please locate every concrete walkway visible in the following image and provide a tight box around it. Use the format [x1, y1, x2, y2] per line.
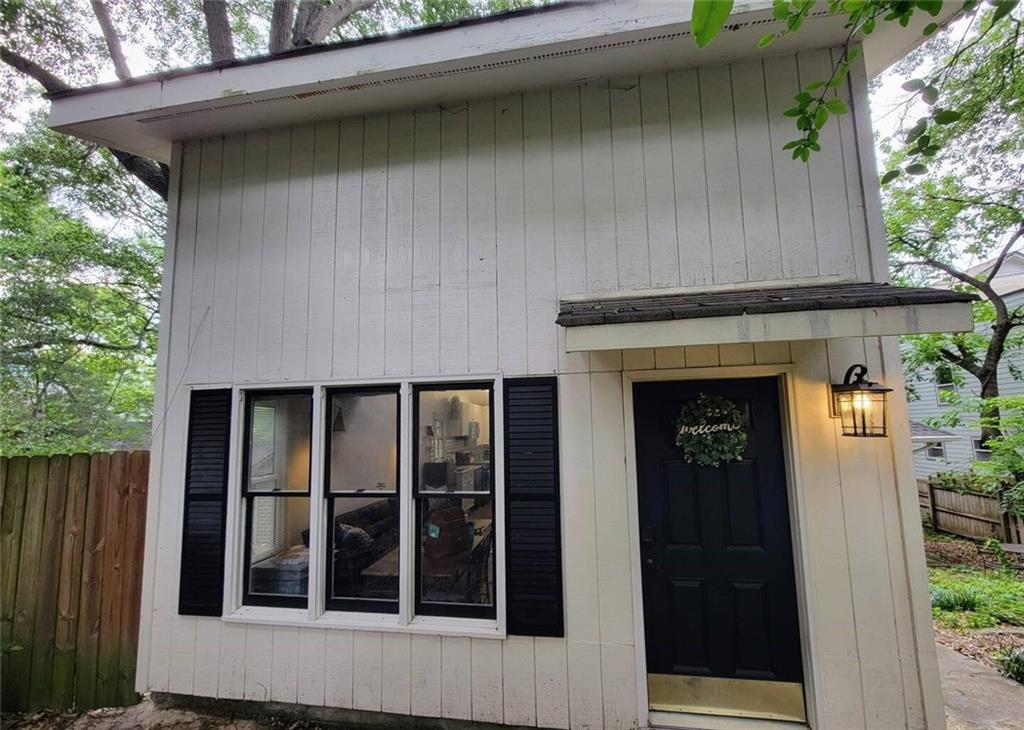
[939, 643, 1024, 730]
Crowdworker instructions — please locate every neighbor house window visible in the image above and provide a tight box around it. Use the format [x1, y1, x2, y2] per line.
[413, 383, 495, 619]
[323, 386, 401, 613]
[972, 438, 992, 461]
[935, 364, 957, 401]
[925, 442, 945, 460]
[242, 390, 313, 608]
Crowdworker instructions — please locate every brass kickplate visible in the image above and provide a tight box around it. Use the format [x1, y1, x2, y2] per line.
[648, 673, 806, 723]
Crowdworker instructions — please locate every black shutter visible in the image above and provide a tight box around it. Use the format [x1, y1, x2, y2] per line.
[178, 388, 232, 616]
[504, 377, 564, 637]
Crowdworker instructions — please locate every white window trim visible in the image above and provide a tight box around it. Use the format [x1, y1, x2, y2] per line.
[924, 442, 946, 461]
[220, 374, 506, 637]
[972, 437, 992, 460]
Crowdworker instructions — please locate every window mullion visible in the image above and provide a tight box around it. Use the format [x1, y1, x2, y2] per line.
[308, 387, 326, 622]
[399, 381, 413, 625]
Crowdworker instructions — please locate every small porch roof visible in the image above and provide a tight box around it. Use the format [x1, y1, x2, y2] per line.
[909, 421, 959, 443]
[557, 282, 977, 352]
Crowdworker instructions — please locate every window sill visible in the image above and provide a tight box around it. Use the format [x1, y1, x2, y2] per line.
[222, 606, 504, 639]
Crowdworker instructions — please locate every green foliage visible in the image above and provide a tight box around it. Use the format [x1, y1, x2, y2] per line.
[995, 646, 1024, 684]
[929, 567, 1024, 629]
[690, 0, 734, 48]
[694, 0, 1022, 171]
[0, 125, 161, 455]
[930, 585, 983, 611]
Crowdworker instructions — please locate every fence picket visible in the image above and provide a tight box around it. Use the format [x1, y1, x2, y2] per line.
[118, 451, 149, 705]
[96, 451, 130, 707]
[52, 453, 92, 709]
[29, 455, 70, 710]
[74, 452, 111, 710]
[8, 457, 51, 710]
[1, 457, 29, 654]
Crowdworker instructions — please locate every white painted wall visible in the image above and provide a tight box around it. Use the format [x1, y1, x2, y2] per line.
[137, 49, 942, 729]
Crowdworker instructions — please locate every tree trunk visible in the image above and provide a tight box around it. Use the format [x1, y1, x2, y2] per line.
[270, 0, 295, 53]
[203, 1, 236, 63]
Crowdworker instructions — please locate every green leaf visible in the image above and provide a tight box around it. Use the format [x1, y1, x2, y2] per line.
[772, 0, 790, 20]
[916, 0, 943, 16]
[784, 106, 803, 117]
[806, 80, 826, 90]
[843, 0, 867, 10]
[922, 85, 939, 105]
[906, 119, 928, 142]
[905, 163, 928, 175]
[782, 140, 801, 150]
[923, 22, 939, 35]
[863, 17, 876, 33]
[692, 0, 735, 47]
[813, 105, 829, 129]
[795, 91, 813, 104]
[933, 109, 962, 124]
[825, 97, 849, 114]
[757, 32, 776, 47]
[880, 169, 901, 184]
[902, 78, 926, 92]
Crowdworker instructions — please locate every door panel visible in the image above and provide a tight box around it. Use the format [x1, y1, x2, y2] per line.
[634, 377, 803, 691]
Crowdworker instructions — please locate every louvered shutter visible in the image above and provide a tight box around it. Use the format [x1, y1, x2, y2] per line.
[504, 377, 564, 637]
[178, 388, 232, 616]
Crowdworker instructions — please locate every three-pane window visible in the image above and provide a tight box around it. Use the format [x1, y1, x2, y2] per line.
[238, 382, 496, 620]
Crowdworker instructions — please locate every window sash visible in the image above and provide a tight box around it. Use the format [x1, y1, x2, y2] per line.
[411, 382, 497, 619]
[240, 389, 313, 608]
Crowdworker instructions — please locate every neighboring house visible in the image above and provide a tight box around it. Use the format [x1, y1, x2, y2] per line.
[47, 3, 975, 729]
[906, 254, 1024, 480]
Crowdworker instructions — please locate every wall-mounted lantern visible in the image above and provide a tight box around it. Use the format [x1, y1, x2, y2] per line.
[830, 364, 892, 437]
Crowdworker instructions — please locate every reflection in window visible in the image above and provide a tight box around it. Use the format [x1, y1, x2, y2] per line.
[416, 388, 491, 493]
[248, 496, 310, 597]
[327, 497, 399, 608]
[328, 390, 398, 492]
[246, 393, 312, 492]
[243, 390, 312, 607]
[414, 384, 495, 619]
[419, 497, 494, 609]
[325, 387, 400, 612]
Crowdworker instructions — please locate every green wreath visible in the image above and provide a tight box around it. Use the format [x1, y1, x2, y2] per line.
[674, 394, 748, 467]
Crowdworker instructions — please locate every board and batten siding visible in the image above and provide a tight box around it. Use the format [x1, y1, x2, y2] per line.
[138, 49, 941, 729]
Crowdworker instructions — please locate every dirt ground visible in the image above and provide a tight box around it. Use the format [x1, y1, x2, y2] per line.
[1, 698, 318, 730]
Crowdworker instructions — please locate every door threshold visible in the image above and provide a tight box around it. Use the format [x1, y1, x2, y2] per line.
[648, 709, 809, 730]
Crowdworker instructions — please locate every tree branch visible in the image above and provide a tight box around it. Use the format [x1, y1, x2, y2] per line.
[270, 0, 295, 53]
[984, 223, 1024, 285]
[203, 0, 236, 63]
[292, 0, 376, 47]
[108, 150, 169, 201]
[90, 0, 132, 81]
[0, 45, 71, 93]
[5, 338, 140, 354]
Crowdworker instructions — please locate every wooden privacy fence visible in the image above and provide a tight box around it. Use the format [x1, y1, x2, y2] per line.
[919, 478, 1024, 544]
[1, 451, 149, 713]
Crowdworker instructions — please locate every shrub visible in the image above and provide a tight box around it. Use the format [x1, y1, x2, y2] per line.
[930, 585, 982, 611]
[995, 646, 1024, 685]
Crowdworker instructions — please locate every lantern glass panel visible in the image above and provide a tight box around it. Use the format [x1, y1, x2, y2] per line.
[836, 389, 888, 437]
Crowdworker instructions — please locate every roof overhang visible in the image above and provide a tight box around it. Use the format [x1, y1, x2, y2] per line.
[46, 0, 956, 163]
[558, 283, 977, 352]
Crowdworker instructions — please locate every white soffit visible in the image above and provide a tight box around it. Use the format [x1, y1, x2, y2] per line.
[563, 301, 976, 352]
[46, 0, 953, 163]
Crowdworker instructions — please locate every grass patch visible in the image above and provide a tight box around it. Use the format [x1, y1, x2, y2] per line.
[929, 567, 1024, 630]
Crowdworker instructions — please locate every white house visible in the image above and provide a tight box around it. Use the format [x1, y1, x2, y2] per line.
[47, 3, 978, 729]
[906, 252, 1024, 480]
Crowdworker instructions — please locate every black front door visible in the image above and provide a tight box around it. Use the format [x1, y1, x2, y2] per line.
[634, 377, 803, 689]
